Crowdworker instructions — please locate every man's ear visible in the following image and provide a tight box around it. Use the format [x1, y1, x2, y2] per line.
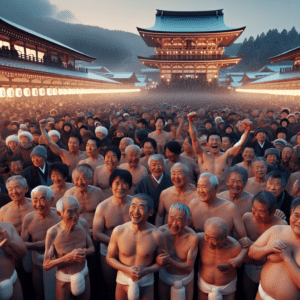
[148, 208, 154, 217]
[57, 211, 62, 218]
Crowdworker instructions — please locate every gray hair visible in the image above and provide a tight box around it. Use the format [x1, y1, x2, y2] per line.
[171, 162, 189, 175]
[125, 144, 141, 154]
[169, 202, 191, 219]
[200, 173, 219, 189]
[226, 165, 248, 186]
[31, 185, 53, 200]
[6, 175, 28, 189]
[72, 165, 93, 180]
[56, 195, 79, 214]
[252, 157, 268, 168]
[148, 154, 166, 167]
[204, 217, 228, 238]
[121, 137, 134, 146]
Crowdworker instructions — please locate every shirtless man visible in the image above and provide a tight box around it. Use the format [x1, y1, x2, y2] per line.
[0, 175, 33, 234]
[21, 186, 61, 300]
[156, 163, 198, 227]
[188, 112, 252, 192]
[244, 158, 267, 195]
[119, 145, 148, 195]
[165, 141, 200, 185]
[93, 146, 121, 199]
[93, 169, 133, 300]
[218, 166, 253, 217]
[157, 203, 199, 300]
[49, 163, 74, 207]
[139, 138, 157, 170]
[291, 179, 300, 197]
[0, 221, 27, 300]
[198, 217, 242, 300]
[40, 119, 87, 175]
[242, 191, 287, 300]
[43, 196, 95, 300]
[119, 137, 134, 165]
[64, 165, 105, 231]
[106, 194, 166, 300]
[248, 197, 300, 300]
[149, 117, 172, 154]
[236, 144, 256, 178]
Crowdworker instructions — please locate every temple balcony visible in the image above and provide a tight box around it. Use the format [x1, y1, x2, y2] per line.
[155, 48, 225, 56]
[280, 65, 300, 74]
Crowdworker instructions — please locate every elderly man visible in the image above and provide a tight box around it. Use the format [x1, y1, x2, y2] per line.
[119, 145, 148, 195]
[248, 197, 300, 300]
[135, 154, 173, 224]
[43, 196, 95, 300]
[0, 221, 27, 300]
[8, 157, 24, 177]
[40, 119, 87, 175]
[94, 146, 121, 199]
[188, 112, 252, 192]
[164, 141, 200, 185]
[198, 217, 242, 300]
[0, 175, 33, 234]
[251, 127, 274, 157]
[156, 163, 198, 227]
[264, 147, 289, 174]
[49, 163, 74, 207]
[78, 136, 104, 170]
[236, 144, 255, 178]
[93, 169, 133, 300]
[218, 166, 253, 217]
[291, 179, 300, 197]
[242, 191, 287, 300]
[21, 186, 60, 300]
[244, 158, 267, 195]
[106, 194, 166, 300]
[64, 164, 105, 231]
[13, 130, 35, 167]
[119, 137, 134, 165]
[21, 145, 52, 194]
[139, 138, 157, 170]
[157, 203, 198, 300]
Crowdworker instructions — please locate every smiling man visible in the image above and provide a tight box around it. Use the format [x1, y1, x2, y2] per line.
[106, 194, 166, 300]
[236, 145, 255, 178]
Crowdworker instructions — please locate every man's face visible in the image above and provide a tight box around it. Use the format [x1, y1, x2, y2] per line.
[277, 132, 286, 140]
[129, 118, 137, 127]
[19, 136, 30, 147]
[256, 132, 266, 142]
[7, 179, 27, 202]
[266, 177, 284, 198]
[8, 141, 18, 151]
[104, 151, 118, 171]
[64, 125, 71, 132]
[208, 135, 221, 154]
[253, 161, 267, 178]
[68, 137, 80, 153]
[61, 200, 80, 226]
[237, 121, 245, 132]
[282, 147, 293, 163]
[197, 176, 216, 202]
[111, 176, 129, 198]
[119, 140, 129, 153]
[51, 170, 66, 187]
[168, 207, 187, 235]
[126, 150, 140, 168]
[86, 139, 98, 158]
[32, 190, 50, 217]
[252, 200, 271, 223]
[227, 172, 244, 196]
[143, 142, 155, 157]
[171, 166, 187, 188]
[183, 138, 193, 154]
[136, 122, 145, 129]
[221, 137, 232, 152]
[290, 205, 300, 236]
[50, 135, 59, 144]
[32, 134, 40, 144]
[281, 112, 288, 119]
[205, 122, 212, 130]
[288, 116, 296, 124]
[10, 161, 23, 175]
[129, 198, 151, 225]
[204, 226, 225, 249]
[242, 147, 255, 162]
[292, 182, 300, 197]
[31, 155, 45, 169]
[155, 119, 164, 131]
[149, 159, 164, 180]
[165, 148, 178, 163]
[266, 154, 278, 166]
[73, 171, 90, 192]
[88, 118, 94, 126]
[267, 112, 274, 118]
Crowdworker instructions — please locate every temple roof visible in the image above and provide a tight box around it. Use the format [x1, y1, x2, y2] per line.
[257, 65, 293, 73]
[137, 9, 245, 34]
[269, 46, 300, 63]
[0, 17, 95, 62]
[248, 70, 300, 84]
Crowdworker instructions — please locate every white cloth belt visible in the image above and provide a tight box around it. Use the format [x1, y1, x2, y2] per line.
[259, 282, 276, 300]
[100, 243, 108, 256]
[32, 250, 44, 267]
[56, 261, 88, 296]
[245, 264, 263, 284]
[198, 276, 237, 300]
[159, 268, 194, 300]
[116, 270, 154, 300]
[0, 269, 18, 300]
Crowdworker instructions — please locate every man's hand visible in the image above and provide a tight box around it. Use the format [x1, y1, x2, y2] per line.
[156, 250, 171, 266]
[267, 241, 287, 254]
[239, 237, 253, 248]
[279, 246, 293, 261]
[0, 229, 10, 247]
[187, 112, 197, 122]
[242, 119, 252, 132]
[68, 248, 86, 263]
[275, 209, 286, 220]
[39, 119, 48, 128]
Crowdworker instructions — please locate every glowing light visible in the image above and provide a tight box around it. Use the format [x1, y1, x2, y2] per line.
[23, 88, 30, 97]
[236, 88, 300, 96]
[15, 88, 22, 97]
[7, 88, 14, 98]
[0, 88, 5, 98]
[47, 88, 53, 96]
[53, 88, 58, 95]
[32, 88, 38, 97]
[39, 88, 45, 96]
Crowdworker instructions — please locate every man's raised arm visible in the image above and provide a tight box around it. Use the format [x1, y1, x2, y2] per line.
[187, 112, 204, 158]
[228, 119, 252, 158]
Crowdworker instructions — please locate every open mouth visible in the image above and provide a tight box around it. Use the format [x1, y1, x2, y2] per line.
[212, 145, 218, 149]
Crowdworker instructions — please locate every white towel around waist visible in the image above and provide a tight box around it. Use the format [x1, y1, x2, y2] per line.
[0, 269, 18, 300]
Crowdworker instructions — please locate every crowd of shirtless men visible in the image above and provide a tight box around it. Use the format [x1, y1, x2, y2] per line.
[0, 101, 300, 300]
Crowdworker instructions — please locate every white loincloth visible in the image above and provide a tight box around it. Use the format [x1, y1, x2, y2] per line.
[159, 268, 194, 300]
[100, 243, 108, 256]
[258, 282, 276, 300]
[116, 270, 154, 300]
[22, 250, 33, 273]
[0, 269, 18, 300]
[245, 264, 263, 283]
[56, 261, 88, 297]
[32, 251, 56, 300]
[198, 276, 237, 300]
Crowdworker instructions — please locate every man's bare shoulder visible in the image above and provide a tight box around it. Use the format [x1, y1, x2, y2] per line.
[242, 212, 252, 222]
[272, 216, 288, 225]
[64, 187, 76, 196]
[226, 236, 242, 253]
[78, 218, 89, 232]
[88, 185, 103, 194]
[119, 163, 128, 170]
[241, 190, 254, 198]
[188, 197, 200, 210]
[113, 222, 129, 235]
[47, 222, 61, 238]
[158, 224, 168, 233]
[95, 164, 105, 173]
[160, 186, 175, 196]
[138, 164, 148, 173]
[23, 211, 36, 224]
[217, 190, 230, 199]
[218, 197, 237, 211]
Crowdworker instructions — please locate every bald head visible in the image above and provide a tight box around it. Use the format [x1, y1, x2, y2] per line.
[204, 217, 229, 239]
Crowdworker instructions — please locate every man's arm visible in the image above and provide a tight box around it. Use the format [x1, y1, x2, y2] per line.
[93, 203, 110, 245]
[155, 193, 166, 227]
[227, 119, 252, 158]
[187, 112, 204, 158]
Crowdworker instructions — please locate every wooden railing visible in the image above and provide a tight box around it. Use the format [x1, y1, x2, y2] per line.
[280, 65, 300, 74]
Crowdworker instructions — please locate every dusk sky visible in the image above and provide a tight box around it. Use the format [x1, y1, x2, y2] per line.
[46, 0, 300, 38]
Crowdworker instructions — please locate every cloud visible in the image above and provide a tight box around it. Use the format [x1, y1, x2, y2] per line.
[55, 10, 75, 22]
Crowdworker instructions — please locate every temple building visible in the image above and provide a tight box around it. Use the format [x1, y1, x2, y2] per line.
[137, 9, 245, 85]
